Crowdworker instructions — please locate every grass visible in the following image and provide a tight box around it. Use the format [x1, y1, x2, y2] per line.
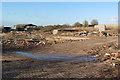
[45, 37, 65, 42]
[2, 34, 26, 41]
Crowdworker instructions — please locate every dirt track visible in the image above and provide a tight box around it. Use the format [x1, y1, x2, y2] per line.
[2, 36, 119, 78]
[29, 36, 118, 55]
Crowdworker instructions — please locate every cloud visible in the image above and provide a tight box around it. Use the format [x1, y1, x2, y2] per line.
[42, 16, 48, 18]
[35, 14, 48, 18]
[107, 17, 118, 22]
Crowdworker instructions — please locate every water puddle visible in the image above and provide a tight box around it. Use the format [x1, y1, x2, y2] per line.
[12, 52, 99, 62]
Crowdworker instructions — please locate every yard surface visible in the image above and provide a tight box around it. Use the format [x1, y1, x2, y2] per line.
[2, 34, 119, 78]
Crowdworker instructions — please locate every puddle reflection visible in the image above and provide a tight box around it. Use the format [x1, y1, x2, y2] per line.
[12, 52, 99, 62]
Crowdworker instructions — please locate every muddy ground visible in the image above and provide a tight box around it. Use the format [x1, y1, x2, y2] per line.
[2, 35, 120, 78]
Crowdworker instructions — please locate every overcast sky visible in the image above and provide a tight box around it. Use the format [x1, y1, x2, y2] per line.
[2, 2, 118, 26]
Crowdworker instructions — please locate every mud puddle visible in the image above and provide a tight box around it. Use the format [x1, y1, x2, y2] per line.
[11, 52, 99, 62]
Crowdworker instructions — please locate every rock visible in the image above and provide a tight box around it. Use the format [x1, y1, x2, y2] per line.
[116, 51, 120, 58]
[101, 58, 108, 61]
[104, 60, 111, 64]
[93, 31, 99, 34]
[74, 30, 89, 36]
[111, 53, 117, 57]
[111, 52, 120, 58]
[111, 57, 116, 60]
[41, 41, 46, 45]
[81, 34, 87, 36]
[117, 58, 120, 61]
[87, 33, 91, 36]
[113, 62, 119, 66]
[104, 53, 111, 58]
[112, 63, 116, 67]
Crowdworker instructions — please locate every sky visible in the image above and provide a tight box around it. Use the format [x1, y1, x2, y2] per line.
[2, 2, 118, 26]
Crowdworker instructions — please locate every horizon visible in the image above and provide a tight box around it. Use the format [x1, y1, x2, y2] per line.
[2, 2, 118, 27]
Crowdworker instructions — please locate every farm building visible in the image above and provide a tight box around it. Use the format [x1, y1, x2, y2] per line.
[94, 25, 106, 32]
[52, 28, 80, 35]
[2, 26, 11, 33]
[12, 24, 37, 31]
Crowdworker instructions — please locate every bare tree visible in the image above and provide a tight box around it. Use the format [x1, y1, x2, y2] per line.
[83, 20, 88, 27]
[74, 22, 82, 27]
[91, 19, 98, 25]
[62, 24, 70, 28]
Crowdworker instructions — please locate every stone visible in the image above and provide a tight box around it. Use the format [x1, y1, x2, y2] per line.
[116, 51, 120, 58]
[117, 58, 120, 61]
[52, 29, 58, 35]
[104, 53, 111, 58]
[111, 57, 116, 60]
[112, 63, 116, 67]
[94, 25, 106, 32]
[111, 53, 117, 57]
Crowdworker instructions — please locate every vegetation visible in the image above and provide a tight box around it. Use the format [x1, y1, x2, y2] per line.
[62, 24, 71, 28]
[37, 26, 44, 29]
[73, 22, 82, 27]
[83, 20, 88, 27]
[1, 19, 100, 33]
[41, 24, 72, 32]
[91, 19, 98, 25]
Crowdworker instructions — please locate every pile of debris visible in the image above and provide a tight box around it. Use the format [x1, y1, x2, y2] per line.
[101, 51, 120, 67]
[2, 38, 52, 51]
[74, 31, 89, 36]
[2, 31, 53, 51]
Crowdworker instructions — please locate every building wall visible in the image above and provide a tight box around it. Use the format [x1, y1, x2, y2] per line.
[52, 29, 58, 34]
[94, 24, 118, 29]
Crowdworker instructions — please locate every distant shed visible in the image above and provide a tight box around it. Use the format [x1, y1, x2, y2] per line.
[94, 25, 106, 32]
[2, 26, 11, 33]
[52, 28, 79, 34]
[24, 24, 37, 28]
[14, 24, 37, 31]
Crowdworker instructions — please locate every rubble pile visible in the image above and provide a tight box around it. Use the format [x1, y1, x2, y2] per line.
[87, 42, 118, 55]
[101, 51, 120, 67]
[86, 42, 119, 66]
[2, 38, 52, 51]
[2, 31, 53, 51]
[74, 31, 89, 36]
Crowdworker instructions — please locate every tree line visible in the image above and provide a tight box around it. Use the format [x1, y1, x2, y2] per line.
[37, 19, 98, 32]
[1, 19, 98, 32]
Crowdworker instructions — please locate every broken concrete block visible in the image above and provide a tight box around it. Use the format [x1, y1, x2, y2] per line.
[52, 29, 58, 35]
[116, 51, 120, 58]
[104, 53, 111, 58]
[111, 53, 117, 57]
[111, 57, 116, 60]
[112, 63, 116, 67]
[117, 58, 120, 61]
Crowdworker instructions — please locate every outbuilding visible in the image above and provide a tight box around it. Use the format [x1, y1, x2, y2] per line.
[13, 24, 37, 31]
[2, 26, 11, 33]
